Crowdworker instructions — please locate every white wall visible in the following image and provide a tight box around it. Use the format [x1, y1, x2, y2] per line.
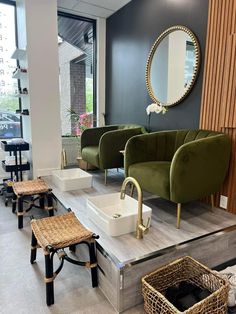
[16, 0, 62, 177]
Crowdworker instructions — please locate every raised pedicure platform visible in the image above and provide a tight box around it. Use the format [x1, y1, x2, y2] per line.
[45, 171, 236, 313]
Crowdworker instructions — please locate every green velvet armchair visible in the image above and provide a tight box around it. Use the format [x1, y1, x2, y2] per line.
[125, 130, 231, 228]
[81, 124, 146, 184]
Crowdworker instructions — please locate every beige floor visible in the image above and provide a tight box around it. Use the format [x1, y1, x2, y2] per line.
[0, 174, 145, 314]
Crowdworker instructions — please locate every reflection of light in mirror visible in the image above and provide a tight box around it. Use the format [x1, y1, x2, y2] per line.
[150, 30, 196, 105]
[184, 41, 195, 88]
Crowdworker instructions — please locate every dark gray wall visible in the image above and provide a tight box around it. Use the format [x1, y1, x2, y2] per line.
[106, 0, 209, 131]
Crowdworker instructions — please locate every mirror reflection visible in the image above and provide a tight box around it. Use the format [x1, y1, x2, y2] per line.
[146, 26, 200, 107]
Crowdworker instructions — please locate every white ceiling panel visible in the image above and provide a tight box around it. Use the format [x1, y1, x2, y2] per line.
[72, 1, 113, 18]
[80, 0, 132, 12]
[57, 0, 78, 10]
[57, 0, 132, 18]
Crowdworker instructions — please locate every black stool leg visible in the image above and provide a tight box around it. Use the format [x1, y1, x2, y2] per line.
[12, 192, 17, 213]
[47, 190, 54, 217]
[17, 195, 24, 229]
[39, 193, 45, 209]
[30, 231, 38, 263]
[45, 252, 54, 306]
[89, 241, 98, 287]
[69, 244, 76, 253]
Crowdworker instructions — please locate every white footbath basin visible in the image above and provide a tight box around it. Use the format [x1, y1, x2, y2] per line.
[52, 168, 92, 191]
[87, 193, 152, 237]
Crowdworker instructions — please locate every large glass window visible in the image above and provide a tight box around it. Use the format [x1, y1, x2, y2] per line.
[0, 1, 21, 138]
[58, 13, 96, 137]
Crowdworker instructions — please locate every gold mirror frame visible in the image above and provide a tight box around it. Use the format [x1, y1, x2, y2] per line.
[146, 25, 200, 107]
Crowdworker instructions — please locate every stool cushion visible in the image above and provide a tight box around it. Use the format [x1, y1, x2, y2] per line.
[31, 212, 93, 250]
[13, 178, 50, 196]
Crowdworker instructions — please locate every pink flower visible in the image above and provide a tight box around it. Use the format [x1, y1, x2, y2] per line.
[79, 113, 88, 119]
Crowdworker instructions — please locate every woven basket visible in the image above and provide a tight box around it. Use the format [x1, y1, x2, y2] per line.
[142, 256, 229, 314]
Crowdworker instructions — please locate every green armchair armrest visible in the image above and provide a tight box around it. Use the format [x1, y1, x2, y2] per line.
[81, 125, 118, 151]
[99, 127, 144, 169]
[170, 134, 231, 203]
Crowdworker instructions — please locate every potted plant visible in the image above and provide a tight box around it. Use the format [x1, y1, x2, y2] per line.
[62, 109, 94, 167]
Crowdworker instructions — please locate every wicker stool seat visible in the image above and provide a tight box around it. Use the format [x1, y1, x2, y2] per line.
[13, 178, 50, 195]
[12, 178, 54, 229]
[30, 210, 99, 306]
[31, 212, 93, 250]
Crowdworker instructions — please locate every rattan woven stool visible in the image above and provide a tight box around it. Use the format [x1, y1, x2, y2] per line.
[30, 210, 99, 306]
[12, 178, 54, 229]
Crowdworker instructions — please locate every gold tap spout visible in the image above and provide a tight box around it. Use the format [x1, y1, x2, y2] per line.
[120, 177, 150, 239]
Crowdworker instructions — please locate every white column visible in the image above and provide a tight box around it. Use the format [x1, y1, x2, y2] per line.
[16, 0, 62, 177]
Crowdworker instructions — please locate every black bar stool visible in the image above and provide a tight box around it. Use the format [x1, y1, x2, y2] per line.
[30, 210, 99, 306]
[12, 178, 54, 229]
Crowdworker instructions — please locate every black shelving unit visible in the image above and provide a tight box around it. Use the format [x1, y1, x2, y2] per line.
[1, 140, 30, 181]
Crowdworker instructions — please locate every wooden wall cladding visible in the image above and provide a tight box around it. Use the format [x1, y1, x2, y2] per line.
[200, 0, 236, 212]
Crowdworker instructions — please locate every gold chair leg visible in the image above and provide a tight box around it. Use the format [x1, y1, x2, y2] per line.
[104, 169, 107, 185]
[210, 194, 214, 209]
[61, 149, 67, 169]
[177, 203, 181, 229]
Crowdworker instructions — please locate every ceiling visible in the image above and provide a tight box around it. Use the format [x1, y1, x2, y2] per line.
[57, 0, 132, 18]
[58, 15, 93, 67]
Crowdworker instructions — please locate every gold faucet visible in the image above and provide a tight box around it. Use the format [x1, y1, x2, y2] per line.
[120, 177, 150, 239]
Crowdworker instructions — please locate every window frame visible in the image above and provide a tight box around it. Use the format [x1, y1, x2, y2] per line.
[57, 11, 97, 128]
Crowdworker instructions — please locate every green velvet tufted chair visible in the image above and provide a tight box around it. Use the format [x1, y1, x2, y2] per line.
[81, 124, 146, 184]
[125, 130, 231, 228]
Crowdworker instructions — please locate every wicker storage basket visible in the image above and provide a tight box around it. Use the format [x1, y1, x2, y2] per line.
[142, 256, 229, 314]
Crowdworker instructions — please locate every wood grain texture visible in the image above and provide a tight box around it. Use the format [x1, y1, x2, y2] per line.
[200, 0, 236, 212]
[45, 171, 236, 265]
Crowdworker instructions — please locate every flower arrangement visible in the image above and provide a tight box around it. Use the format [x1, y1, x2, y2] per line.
[68, 109, 93, 136]
[74, 113, 93, 136]
[146, 103, 167, 132]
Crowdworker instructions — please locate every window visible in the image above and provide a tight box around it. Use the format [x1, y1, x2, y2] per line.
[58, 12, 96, 137]
[0, 1, 21, 138]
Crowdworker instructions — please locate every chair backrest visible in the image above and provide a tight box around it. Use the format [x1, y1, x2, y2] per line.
[118, 124, 147, 133]
[174, 129, 222, 152]
[153, 129, 224, 161]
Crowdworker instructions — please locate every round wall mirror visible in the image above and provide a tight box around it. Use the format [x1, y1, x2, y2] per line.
[146, 25, 200, 107]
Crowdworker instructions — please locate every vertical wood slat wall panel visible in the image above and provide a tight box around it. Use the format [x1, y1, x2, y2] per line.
[220, 35, 236, 128]
[233, 0, 236, 33]
[200, 0, 236, 213]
